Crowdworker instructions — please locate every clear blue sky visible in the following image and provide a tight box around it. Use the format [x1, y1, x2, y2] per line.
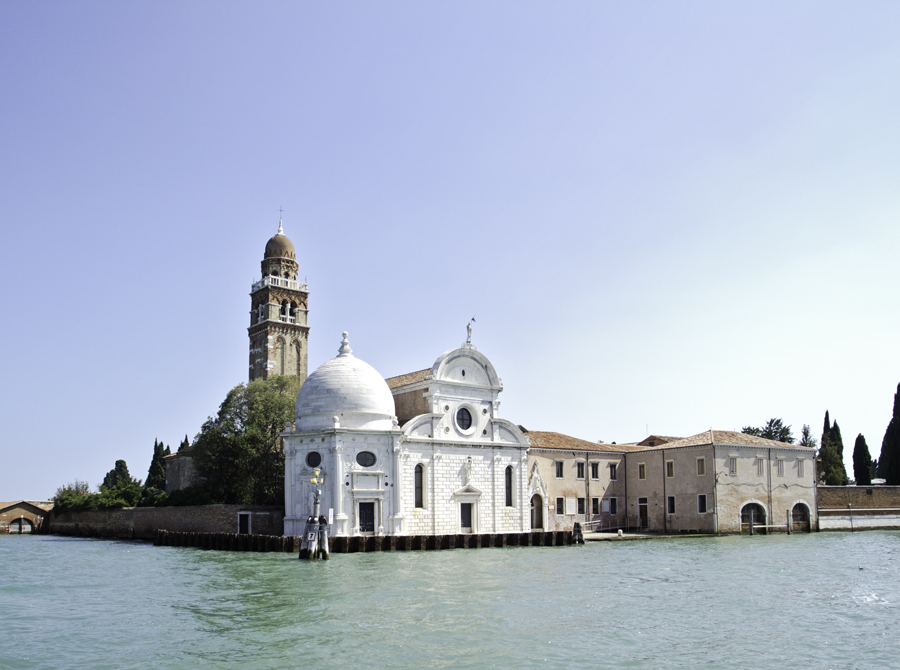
[2, 2, 898, 500]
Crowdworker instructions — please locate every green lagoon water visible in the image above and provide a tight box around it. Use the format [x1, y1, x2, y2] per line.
[2, 532, 899, 669]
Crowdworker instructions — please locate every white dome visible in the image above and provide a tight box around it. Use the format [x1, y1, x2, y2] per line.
[294, 332, 396, 431]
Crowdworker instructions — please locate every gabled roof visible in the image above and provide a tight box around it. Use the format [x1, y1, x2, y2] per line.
[639, 430, 813, 451]
[0, 500, 53, 514]
[526, 431, 646, 453]
[385, 369, 430, 390]
[636, 435, 684, 447]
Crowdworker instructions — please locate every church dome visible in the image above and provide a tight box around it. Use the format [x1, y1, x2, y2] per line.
[264, 221, 296, 260]
[295, 332, 396, 431]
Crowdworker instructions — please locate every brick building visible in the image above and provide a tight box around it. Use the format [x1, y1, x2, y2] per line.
[1, 501, 53, 534]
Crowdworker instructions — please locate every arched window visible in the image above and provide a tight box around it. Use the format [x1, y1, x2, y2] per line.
[275, 337, 285, 375]
[505, 465, 513, 507]
[414, 464, 424, 509]
[293, 340, 302, 376]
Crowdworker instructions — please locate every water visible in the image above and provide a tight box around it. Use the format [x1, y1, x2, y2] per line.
[2, 532, 899, 669]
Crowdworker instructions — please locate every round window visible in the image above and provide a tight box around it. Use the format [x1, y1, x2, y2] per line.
[306, 451, 321, 468]
[456, 407, 472, 430]
[356, 451, 376, 467]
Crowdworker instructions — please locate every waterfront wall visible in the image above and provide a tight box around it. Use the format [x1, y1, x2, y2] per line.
[50, 505, 284, 540]
[153, 529, 574, 552]
[817, 486, 900, 531]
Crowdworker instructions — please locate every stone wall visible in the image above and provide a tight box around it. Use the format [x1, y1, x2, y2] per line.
[50, 505, 284, 540]
[817, 486, 900, 531]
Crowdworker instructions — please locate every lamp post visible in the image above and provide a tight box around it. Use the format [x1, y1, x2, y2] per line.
[299, 470, 330, 560]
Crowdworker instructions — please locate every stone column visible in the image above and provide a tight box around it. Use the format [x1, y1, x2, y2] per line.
[391, 439, 404, 534]
[332, 443, 347, 535]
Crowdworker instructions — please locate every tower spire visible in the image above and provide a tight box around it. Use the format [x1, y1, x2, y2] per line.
[278, 206, 284, 235]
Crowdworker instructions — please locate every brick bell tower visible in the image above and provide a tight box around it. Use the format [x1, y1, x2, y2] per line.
[248, 219, 309, 382]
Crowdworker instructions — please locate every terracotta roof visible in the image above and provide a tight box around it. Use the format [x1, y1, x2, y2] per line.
[0, 500, 53, 513]
[385, 369, 430, 390]
[634, 430, 814, 451]
[526, 431, 645, 453]
[636, 435, 684, 446]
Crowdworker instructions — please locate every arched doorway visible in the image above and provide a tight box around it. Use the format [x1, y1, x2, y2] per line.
[791, 503, 811, 533]
[531, 494, 543, 530]
[9, 518, 33, 534]
[741, 503, 767, 534]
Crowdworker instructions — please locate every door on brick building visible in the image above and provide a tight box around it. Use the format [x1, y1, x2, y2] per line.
[460, 503, 473, 533]
[791, 503, 810, 532]
[531, 495, 543, 530]
[638, 498, 648, 530]
[359, 502, 375, 534]
[9, 518, 32, 534]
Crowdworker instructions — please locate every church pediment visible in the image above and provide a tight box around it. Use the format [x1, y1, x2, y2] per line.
[452, 484, 483, 497]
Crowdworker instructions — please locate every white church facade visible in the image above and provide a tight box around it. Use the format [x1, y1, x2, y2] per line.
[283, 332, 531, 537]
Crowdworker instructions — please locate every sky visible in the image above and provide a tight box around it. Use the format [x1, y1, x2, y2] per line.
[1, 2, 899, 501]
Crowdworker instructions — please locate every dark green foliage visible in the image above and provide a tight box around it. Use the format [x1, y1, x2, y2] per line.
[52, 480, 94, 513]
[178, 435, 190, 452]
[852, 434, 873, 486]
[151, 486, 216, 507]
[145, 439, 167, 491]
[192, 375, 303, 505]
[741, 418, 794, 444]
[872, 458, 879, 480]
[877, 383, 900, 485]
[53, 460, 143, 512]
[97, 460, 142, 508]
[799, 424, 818, 448]
[103, 459, 136, 489]
[819, 412, 849, 485]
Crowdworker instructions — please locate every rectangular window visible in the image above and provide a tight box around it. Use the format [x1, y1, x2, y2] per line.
[667, 496, 676, 515]
[609, 464, 618, 481]
[757, 458, 765, 476]
[698, 494, 707, 514]
[565, 497, 577, 515]
[602, 498, 610, 513]
[576, 462, 585, 480]
[592, 497, 599, 515]
[591, 462, 599, 480]
[556, 497, 564, 514]
[666, 461, 674, 478]
[697, 458, 706, 476]
[414, 464, 424, 509]
[798, 459, 805, 477]
[638, 463, 646, 480]
[577, 497, 585, 515]
[555, 461, 564, 478]
[729, 457, 737, 475]
[609, 497, 618, 516]
[777, 459, 785, 477]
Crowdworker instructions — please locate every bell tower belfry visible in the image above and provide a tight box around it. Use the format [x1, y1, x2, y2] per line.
[248, 220, 309, 382]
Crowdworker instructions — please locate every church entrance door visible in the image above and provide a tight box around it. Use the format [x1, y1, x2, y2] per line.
[531, 495, 543, 530]
[460, 503, 473, 533]
[359, 502, 375, 534]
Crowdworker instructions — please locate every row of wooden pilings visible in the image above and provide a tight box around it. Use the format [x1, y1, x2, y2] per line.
[154, 529, 574, 553]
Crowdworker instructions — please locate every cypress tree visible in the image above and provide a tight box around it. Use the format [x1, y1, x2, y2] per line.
[852, 434, 873, 486]
[145, 439, 167, 490]
[818, 411, 849, 485]
[877, 383, 900, 485]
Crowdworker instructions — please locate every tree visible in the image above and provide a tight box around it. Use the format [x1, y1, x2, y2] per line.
[877, 383, 900, 485]
[799, 425, 818, 448]
[819, 411, 849, 485]
[741, 418, 795, 443]
[178, 435, 190, 452]
[97, 459, 143, 507]
[103, 459, 137, 489]
[852, 434, 873, 486]
[145, 439, 167, 491]
[192, 375, 303, 505]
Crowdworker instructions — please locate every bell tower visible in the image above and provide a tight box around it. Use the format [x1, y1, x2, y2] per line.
[248, 220, 309, 382]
